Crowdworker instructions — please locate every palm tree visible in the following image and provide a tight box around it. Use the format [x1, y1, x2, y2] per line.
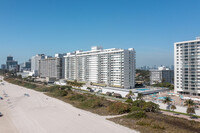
[162, 96, 172, 110]
[126, 91, 134, 99]
[171, 104, 176, 112]
[163, 96, 171, 104]
[184, 99, 196, 117]
[137, 93, 144, 100]
[187, 107, 195, 116]
[184, 99, 195, 108]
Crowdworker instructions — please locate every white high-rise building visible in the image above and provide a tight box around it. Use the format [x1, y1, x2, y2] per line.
[39, 55, 62, 80]
[63, 46, 136, 89]
[31, 54, 45, 76]
[174, 37, 200, 96]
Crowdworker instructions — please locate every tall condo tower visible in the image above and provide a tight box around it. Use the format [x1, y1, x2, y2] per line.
[63, 46, 136, 89]
[174, 37, 200, 96]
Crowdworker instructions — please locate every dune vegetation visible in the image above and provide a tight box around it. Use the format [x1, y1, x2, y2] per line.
[5, 77, 200, 133]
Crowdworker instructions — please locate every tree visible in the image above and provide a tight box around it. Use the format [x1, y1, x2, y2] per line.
[186, 107, 195, 116]
[126, 91, 134, 99]
[143, 101, 160, 112]
[137, 93, 144, 100]
[184, 99, 196, 117]
[163, 96, 171, 104]
[171, 105, 176, 111]
[184, 99, 195, 108]
[162, 78, 166, 83]
[162, 96, 172, 110]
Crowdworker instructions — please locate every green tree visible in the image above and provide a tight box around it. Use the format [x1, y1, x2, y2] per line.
[184, 99, 195, 108]
[137, 93, 144, 100]
[184, 99, 196, 117]
[171, 104, 176, 111]
[126, 91, 134, 99]
[186, 107, 195, 116]
[162, 96, 172, 110]
[143, 101, 160, 112]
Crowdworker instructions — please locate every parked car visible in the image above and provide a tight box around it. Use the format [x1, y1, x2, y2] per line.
[0, 112, 3, 117]
[0, 97, 3, 100]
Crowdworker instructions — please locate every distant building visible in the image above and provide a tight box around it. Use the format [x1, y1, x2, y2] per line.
[174, 37, 200, 96]
[150, 66, 174, 85]
[20, 59, 31, 72]
[170, 65, 174, 70]
[63, 46, 136, 89]
[31, 54, 45, 76]
[6, 56, 18, 71]
[1, 64, 6, 70]
[39, 55, 62, 80]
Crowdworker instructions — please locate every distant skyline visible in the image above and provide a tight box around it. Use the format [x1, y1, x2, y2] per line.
[1, 0, 200, 67]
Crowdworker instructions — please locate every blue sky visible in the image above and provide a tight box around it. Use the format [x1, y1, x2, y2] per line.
[0, 0, 200, 67]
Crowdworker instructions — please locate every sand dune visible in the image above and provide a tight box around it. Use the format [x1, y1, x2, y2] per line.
[0, 79, 137, 133]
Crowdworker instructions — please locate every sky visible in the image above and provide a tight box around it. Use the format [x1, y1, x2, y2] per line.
[0, 0, 200, 67]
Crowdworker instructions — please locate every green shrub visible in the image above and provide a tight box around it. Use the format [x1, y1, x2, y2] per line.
[24, 83, 37, 89]
[80, 98, 104, 109]
[125, 98, 133, 104]
[132, 100, 146, 108]
[69, 94, 87, 101]
[126, 111, 146, 119]
[48, 85, 60, 92]
[108, 102, 131, 114]
[60, 85, 72, 90]
[36, 87, 50, 92]
[52, 90, 68, 97]
[143, 101, 160, 112]
[131, 106, 143, 112]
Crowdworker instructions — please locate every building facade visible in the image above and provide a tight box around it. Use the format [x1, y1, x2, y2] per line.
[31, 54, 45, 76]
[1, 64, 6, 70]
[150, 66, 174, 85]
[6, 56, 18, 71]
[63, 46, 136, 89]
[20, 59, 31, 72]
[174, 37, 200, 96]
[39, 56, 62, 79]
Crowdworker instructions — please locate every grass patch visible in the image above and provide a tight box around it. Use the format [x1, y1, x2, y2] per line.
[5, 78, 129, 116]
[107, 102, 131, 115]
[109, 112, 200, 133]
[5, 78, 200, 133]
[161, 109, 200, 118]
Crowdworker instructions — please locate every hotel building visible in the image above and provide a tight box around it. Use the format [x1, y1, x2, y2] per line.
[63, 46, 136, 89]
[31, 54, 45, 76]
[174, 37, 200, 96]
[39, 54, 62, 80]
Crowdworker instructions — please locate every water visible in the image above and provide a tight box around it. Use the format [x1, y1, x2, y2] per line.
[136, 88, 150, 91]
[157, 96, 173, 101]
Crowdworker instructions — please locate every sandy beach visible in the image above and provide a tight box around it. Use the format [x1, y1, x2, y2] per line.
[0, 79, 137, 133]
